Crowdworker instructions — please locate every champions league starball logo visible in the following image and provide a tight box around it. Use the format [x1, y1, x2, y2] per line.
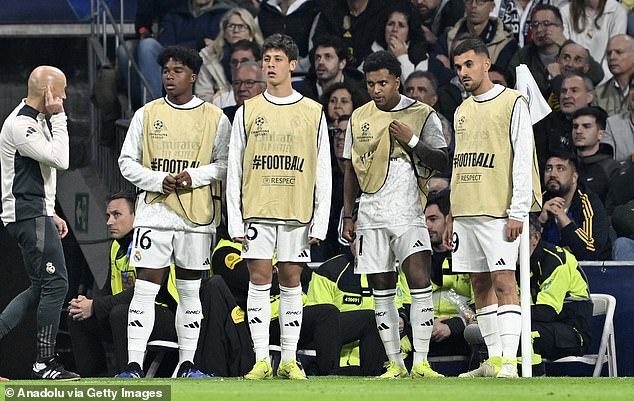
[153, 120, 164, 130]
[361, 122, 370, 134]
[253, 116, 269, 137]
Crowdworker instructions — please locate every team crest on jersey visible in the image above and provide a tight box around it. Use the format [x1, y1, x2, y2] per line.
[134, 250, 142, 262]
[45, 262, 55, 274]
[253, 116, 269, 137]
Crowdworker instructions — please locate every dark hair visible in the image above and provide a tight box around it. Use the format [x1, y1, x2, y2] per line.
[231, 39, 262, 61]
[425, 189, 450, 216]
[572, 106, 608, 130]
[561, 71, 594, 92]
[528, 213, 543, 236]
[546, 149, 579, 171]
[377, 3, 427, 65]
[453, 37, 490, 58]
[531, 4, 563, 25]
[488, 64, 513, 87]
[313, 35, 347, 62]
[363, 50, 402, 78]
[404, 70, 438, 96]
[319, 81, 369, 121]
[108, 191, 136, 214]
[262, 33, 299, 61]
[157, 46, 203, 75]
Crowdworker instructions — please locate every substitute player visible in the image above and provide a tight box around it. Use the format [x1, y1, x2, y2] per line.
[444, 38, 541, 378]
[117, 46, 230, 378]
[227, 34, 331, 380]
[342, 51, 448, 379]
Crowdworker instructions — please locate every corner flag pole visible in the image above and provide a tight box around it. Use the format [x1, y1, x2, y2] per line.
[519, 218, 532, 377]
[515, 63, 550, 378]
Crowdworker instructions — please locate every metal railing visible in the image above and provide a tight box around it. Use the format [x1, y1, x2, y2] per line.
[88, 0, 154, 193]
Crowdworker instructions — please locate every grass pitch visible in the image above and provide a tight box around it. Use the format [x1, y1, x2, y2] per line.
[2, 377, 634, 401]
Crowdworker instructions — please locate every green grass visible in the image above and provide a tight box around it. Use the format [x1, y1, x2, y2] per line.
[2, 377, 634, 401]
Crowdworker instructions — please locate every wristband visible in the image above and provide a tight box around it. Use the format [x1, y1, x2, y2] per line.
[407, 134, 420, 148]
[343, 216, 353, 220]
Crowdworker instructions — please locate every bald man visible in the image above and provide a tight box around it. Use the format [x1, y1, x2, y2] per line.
[595, 34, 634, 116]
[0, 66, 80, 380]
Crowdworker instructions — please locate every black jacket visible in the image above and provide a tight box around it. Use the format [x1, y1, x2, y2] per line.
[313, 0, 388, 68]
[258, 0, 320, 57]
[542, 183, 612, 261]
[578, 144, 622, 204]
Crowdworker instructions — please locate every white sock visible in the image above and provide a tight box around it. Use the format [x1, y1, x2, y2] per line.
[477, 304, 502, 358]
[127, 279, 160, 366]
[279, 284, 303, 362]
[175, 278, 202, 366]
[373, 288, 404, 367]
[498, 304, 521, 359]
[410, 286, 433, 366]
[248, 282, 271, 362]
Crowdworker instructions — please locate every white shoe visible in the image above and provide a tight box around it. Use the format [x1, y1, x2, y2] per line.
[496, 359, 518, 378]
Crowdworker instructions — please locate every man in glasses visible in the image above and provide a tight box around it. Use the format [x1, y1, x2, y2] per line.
[509, 5, 566, 98]
[222, 61, 266, 123]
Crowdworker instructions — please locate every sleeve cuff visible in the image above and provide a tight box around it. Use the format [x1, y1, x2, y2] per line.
[407, 134, 420, 148]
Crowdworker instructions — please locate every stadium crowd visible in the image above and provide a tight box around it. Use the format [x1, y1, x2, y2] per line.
[2, 0, 634, 381]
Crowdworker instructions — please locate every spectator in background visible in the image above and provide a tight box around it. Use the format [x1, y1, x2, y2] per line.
[434, 0, 518, 79]
[539, 151, 612, 261]
[258, 0, 320, 73]
[298, 35, 364, 101]
[488, 65, 510, 87]
[594, 34, 634, 116]
[561, 0, 627, 80]
[222, 61, 266, 122]
[544, 41, 604, 110]
[410, 0, 465, 47]
[572, 107, 622, 204]
[209, 40, 262, 109]
[197, 8, 263, 102]
[497, 0, 550, 48]
[604, 73, 634, 162]
[364, 3, 430, 80]
[118, 0, 230, 106]
[509, 5, 567, 100]
[533, 73, 594, 174]
[313, 0, 388, 68]
[320, 81, 368, 124]
[67, 192, 178, 377]
[605, 159, 634, 260]
[133, 0, 181, 39]
[404, 71, 453, 149]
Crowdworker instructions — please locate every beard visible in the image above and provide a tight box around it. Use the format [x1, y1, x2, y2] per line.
[546, 181, 571, 198]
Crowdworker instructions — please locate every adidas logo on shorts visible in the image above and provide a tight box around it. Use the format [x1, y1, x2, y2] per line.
[284, 320, 300, 327]
[297, 250, 309, 258]
[413, 240, 424, 248]
[495, 258, 506, 266]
